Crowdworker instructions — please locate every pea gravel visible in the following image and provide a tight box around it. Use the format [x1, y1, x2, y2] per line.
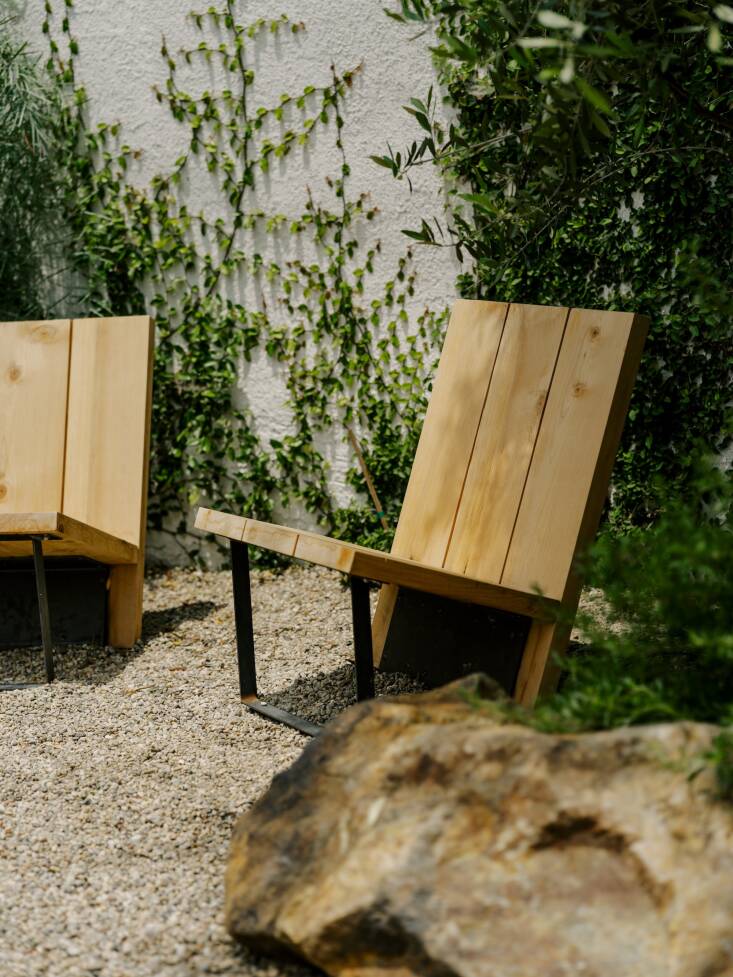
[0, 566, 423, 977]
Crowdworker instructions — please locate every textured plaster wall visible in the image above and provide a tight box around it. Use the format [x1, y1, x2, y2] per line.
[18, 0, 460, 560]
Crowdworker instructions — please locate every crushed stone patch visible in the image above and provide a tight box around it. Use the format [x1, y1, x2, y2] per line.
[0, 566, 421, 977]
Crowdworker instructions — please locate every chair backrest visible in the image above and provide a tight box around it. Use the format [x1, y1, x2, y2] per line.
[390, 301, 648, 602]
[0, 316, 154, 547]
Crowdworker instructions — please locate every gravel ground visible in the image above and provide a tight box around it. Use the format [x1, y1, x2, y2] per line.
[0, 566, 422, 977]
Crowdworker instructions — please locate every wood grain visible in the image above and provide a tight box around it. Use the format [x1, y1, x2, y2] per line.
[63, 316, 154, 546]
[195, 506, 246, 541]
[501, 309, 648, 601]
[389, 300, 508, 566]
[0, 511, 138, 564]
[63, 316, 154, 648]
[444, 304, 568, 580]
[0, 320, 71, 514]
[372, 300, 508, 660]
[0, 511, 60, 535]
[197, 510, 556, 620]
[243, 518, 298, 557]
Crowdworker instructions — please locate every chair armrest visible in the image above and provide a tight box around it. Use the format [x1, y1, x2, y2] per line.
[0, 512, 139, 564]
[195, 507, 556, 621]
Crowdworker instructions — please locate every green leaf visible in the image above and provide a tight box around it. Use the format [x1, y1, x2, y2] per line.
[370, 154, 397, 171]
[460, 192, 499, 213]
[714, 5, 733, 24]
[708, 24, 723, 52]
[574, 76, 614, 115]
[537, 10, 585, 35]
[517, 37, 567, 49]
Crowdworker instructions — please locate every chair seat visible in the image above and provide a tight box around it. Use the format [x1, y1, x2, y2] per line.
[195, 507, 557, 621]
[0, 512, 138, 565]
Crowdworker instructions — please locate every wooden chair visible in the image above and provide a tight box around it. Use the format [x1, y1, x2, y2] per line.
[195, 301, 648, 734]
[0, 316, 154, 687]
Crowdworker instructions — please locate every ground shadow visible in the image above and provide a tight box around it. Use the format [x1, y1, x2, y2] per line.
[141, 600, 216, 641]
[229, 942, 322, 977]
[259, 661, 425, 728]
[0, 600, 217, 687]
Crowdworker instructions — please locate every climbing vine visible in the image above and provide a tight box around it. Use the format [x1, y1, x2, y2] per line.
[41, 0, 446, 560]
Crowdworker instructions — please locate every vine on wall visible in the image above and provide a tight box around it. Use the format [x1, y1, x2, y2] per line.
[43, 0, 446, 560]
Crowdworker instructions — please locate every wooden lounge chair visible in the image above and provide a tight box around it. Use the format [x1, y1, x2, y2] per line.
[0, 316, 154, 687]
[195, 301, 648, 734]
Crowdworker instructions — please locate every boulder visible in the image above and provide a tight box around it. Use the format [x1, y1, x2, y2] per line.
[226, 675, 733, 977]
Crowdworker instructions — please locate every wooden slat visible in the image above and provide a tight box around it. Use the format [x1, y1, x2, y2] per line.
[294, 531, 355, 572]
[0, 511, 138, 564]
[63, 316, 154, 547]
[195, 506, 246, 541]
[0, 511, 60, 535]
[0, 320, 71, 514]
[514, 618, 573, 707]
[444, 304, 568, 580]
[58, 512, 139, 563]
[501, 309, 649, 601]
[243, 519, 298, 557]
[351, 549, 556, 620]
[389, 300, 508, 566]
[197, 509, 554, 620]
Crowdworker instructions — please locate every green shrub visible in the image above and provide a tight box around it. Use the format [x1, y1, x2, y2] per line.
[511, 453, 733, 791]
[0, 19, 62, 319]
[380, 1, 733, 529]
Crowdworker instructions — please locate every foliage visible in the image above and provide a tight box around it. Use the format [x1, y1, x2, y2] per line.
[379, 0, 733, 528]
[41, 1, 446, 558]
[708, 729, 733, 800]
[501, 454, 733, 794]
[0, 17, 62, 319]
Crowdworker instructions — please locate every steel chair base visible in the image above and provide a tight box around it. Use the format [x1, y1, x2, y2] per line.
[243, 696, 322, 737]
[0, 536, 55, 690]
[230, 539, 375, 737]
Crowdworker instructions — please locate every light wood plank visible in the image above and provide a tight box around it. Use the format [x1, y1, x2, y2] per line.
[371, 583, 398, 665]
[58, 512, 138, 564]
[389, 300, 509, 566]
[197, 510, 555, 620]
[0, 320, 71, 514]
[243, 518, 298, 557]
[294, 531, 355, 572]
[108, 564, 143, 647]
[0, 511, 138, 564]
[63, 316, 154, 547]
[444, 304, 568, 580]
[0, 511, 60, 535]
[515, 618, 574, 707]
[372, 299, 509, 662]
[195, 506, 246, 540]
[351, 549, 556, 620]
[501, 309, 649, 601]
[63, 316, 154, 649]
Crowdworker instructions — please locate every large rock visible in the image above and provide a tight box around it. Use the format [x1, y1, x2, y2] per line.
[226, 675, 733, 977]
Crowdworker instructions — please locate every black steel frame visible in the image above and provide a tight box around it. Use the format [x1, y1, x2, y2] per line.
[230, 539, 375, 737]
[0, 535, 55, 690]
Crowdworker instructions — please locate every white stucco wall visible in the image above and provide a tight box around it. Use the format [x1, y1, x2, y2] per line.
[17, 0, 459, 560]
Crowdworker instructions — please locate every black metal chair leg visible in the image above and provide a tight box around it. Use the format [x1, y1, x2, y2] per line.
[230, 540, 257, 700]
[230, 540, 321, 738]
[350, 576, 375, 701]
[32, 537, 55, 683]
